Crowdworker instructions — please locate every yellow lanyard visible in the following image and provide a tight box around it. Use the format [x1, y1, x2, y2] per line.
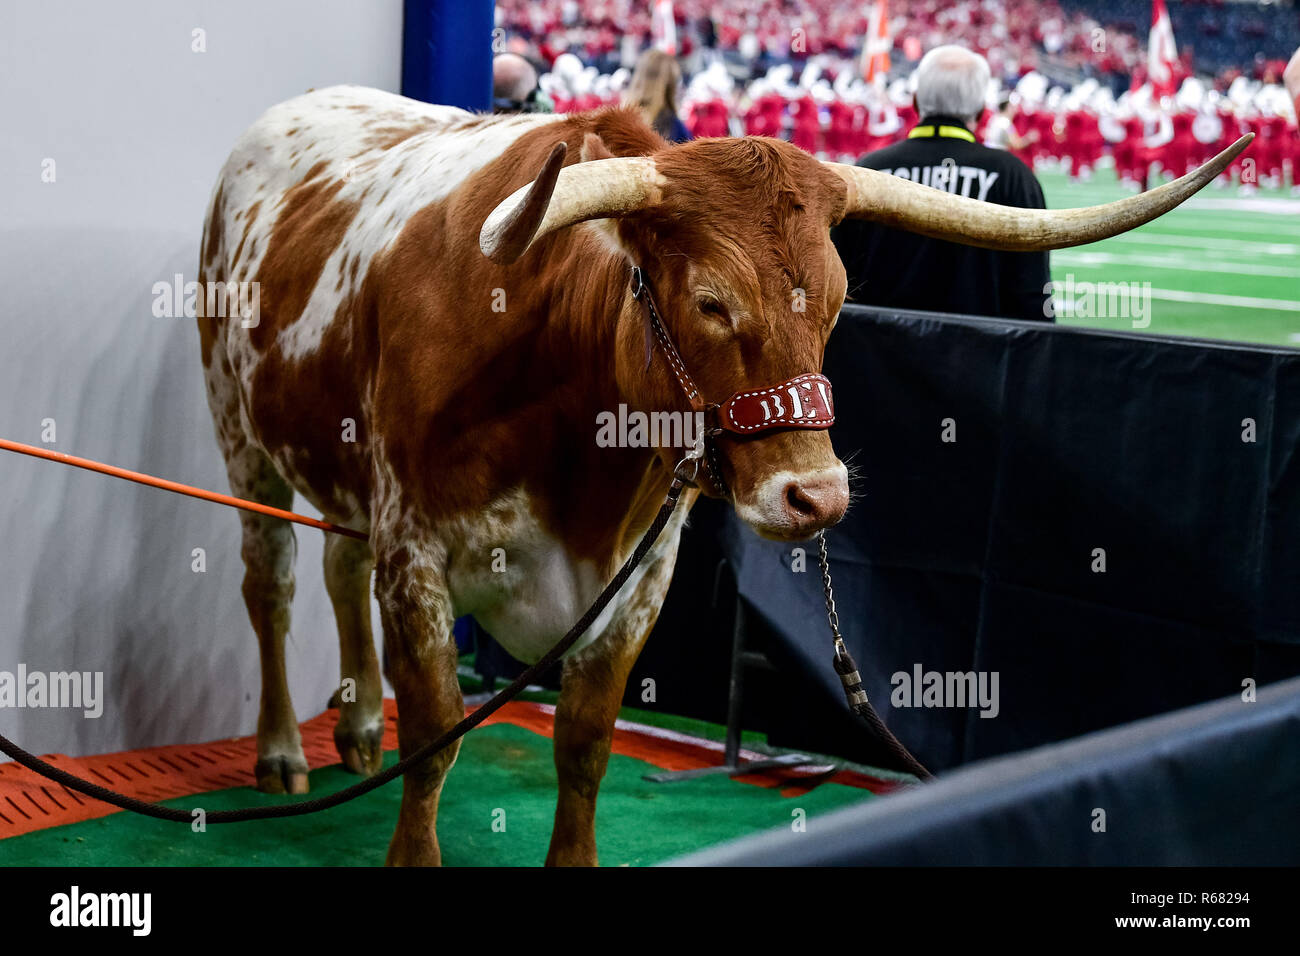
[908, 124, 976, 142]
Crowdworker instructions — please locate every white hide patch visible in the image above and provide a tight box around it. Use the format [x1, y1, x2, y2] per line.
[206, 85, 563, 396]
[445, 488, 690, 664]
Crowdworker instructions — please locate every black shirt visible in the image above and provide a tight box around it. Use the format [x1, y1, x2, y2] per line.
[831, 116, 1054, 322]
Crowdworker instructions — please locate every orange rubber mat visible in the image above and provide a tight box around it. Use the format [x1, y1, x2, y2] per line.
[0, 699, 902, 840]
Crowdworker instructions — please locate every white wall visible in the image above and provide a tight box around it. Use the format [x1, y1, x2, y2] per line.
[0, 0, 403, 755]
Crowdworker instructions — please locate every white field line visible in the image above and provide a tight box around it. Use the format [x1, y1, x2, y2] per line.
[1143, 218, 1300, 236]
[1142, 288, 1300, 311]
[1056, 196, 1300, 219]
[1054, 288, 1300, 314]
[1054, 250, 1300, 279]
[1047, 188, 1300, 218]
[1090, 232, 1300, 255]
[1053, 209, 1300, 235]
[1177, 196, 1300, 216]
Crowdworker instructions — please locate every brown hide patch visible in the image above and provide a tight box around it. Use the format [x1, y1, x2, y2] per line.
[647, 137, 845, 282]
[252, 172, 359, 350]
[197, 183, 229, 367]
[203, 182, 225, 271]
[247, 280, 378, 518]
[235, 154, 374, 509]
[232, 200, 261, 267]
[572, 105, 671, 155]
[197, 292, 217, 367]
[367, 108, 675, 567]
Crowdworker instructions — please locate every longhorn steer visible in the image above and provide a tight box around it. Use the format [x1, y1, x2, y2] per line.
[198, 85, 1248, 865]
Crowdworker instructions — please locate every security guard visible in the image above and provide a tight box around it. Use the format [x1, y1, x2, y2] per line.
[832, 46, 1054, 322]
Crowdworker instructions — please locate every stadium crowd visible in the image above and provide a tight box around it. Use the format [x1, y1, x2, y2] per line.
[494, 0, 1300, 191]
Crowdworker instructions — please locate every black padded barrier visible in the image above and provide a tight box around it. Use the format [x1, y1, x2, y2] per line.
[628, 306, 1300, 774]
[664, 674, 1300, 866]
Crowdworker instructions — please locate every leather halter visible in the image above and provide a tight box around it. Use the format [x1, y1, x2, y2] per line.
[628, 265, 836, 498]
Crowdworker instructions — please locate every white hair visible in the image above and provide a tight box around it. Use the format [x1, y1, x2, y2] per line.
[914, 45, 991, 124]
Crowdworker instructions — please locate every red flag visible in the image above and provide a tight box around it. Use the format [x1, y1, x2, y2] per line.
[652, 0, 677, 56]
[860, 0, 892, 82]
[1148, 0, 1178, 97]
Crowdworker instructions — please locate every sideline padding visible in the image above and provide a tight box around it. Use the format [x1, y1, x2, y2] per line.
[635, 306, 1300, 774]
[0, 699, 901, 840]
[667, 675, 1300, 866]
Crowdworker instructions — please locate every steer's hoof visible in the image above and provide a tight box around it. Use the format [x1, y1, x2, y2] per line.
[254, 755, 311, 795]
[385, 833, 442, 867]
[335, 722, 385, 777]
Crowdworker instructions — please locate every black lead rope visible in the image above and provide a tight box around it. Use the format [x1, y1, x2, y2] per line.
[0, 421, 927, 822]
[817, 531, 934, 781]
[0, 479, 689, 824]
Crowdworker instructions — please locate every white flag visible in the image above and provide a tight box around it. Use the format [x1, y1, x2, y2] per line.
[1148, 0, 1178, 97]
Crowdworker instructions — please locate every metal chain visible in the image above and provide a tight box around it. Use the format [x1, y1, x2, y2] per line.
[816, 529, 934, 780]
[816, 529, 847, 659]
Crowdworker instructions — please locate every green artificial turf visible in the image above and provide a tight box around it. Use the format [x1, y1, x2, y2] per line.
[0, 722, 874, 867]
[459, 662, 771, 749]
[1038, 167, 1300, 346]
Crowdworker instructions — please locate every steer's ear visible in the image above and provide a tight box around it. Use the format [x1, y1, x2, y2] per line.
[580, 132, 615, 163]
[577, 134, 634, 258]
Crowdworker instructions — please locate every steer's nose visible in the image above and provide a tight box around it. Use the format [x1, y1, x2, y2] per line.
[780, 472, 849, 535]
[735, 463, 850, 541]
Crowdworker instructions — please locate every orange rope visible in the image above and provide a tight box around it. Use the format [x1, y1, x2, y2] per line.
[0, 437, 368, 540]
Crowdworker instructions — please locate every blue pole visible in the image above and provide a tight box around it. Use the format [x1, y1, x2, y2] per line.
[402, 0, 494, 110]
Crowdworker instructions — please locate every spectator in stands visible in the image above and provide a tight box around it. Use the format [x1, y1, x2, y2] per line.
[492, 53, 551, 113]
[831, 45, 1054, 322]
[623, 49, 691, 142]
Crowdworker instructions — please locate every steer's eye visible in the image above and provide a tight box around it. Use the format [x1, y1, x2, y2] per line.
[697, 296, 729, 323]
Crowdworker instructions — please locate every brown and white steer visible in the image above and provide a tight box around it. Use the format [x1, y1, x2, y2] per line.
[197, 85, 1248, 865]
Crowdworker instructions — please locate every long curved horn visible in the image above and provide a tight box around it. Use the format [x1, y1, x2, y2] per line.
[480, 153, 665, 264]
[824, 133, 1253, 251]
